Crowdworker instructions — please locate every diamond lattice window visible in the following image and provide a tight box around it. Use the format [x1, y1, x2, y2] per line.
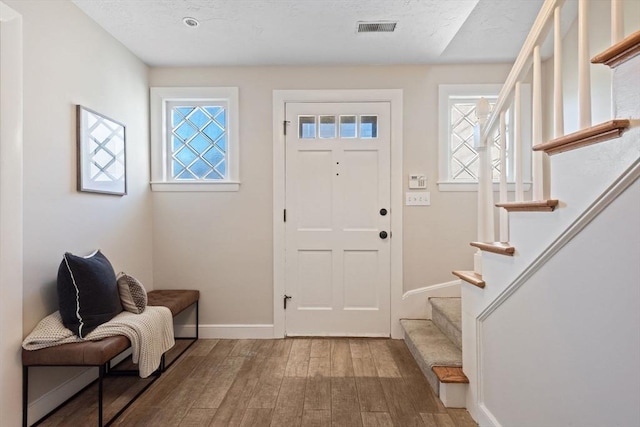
[449, 101, 502, 182]
[171, 105, 227, 180]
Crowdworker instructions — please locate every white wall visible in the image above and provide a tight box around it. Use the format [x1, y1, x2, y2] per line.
[3, 0, 151, 418]
[482, 176, 639, 426]
[149, 63, 512, 327]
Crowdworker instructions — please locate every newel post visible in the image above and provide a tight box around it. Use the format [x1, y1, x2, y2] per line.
[474, 98, 494, 272]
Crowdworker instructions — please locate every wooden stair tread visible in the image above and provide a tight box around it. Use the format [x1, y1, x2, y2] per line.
[591, 30, 640, 68]
[532, 120, 630, 155]
[452, 270, 485, 289]
[470, 241, 515, 256]
[432, 366, 469, 384]
[495, 199, 559, 212]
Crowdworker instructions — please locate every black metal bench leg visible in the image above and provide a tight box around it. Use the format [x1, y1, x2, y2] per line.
[196, 300, 199, 340]
[98, 365, 105, 427]
[23, 366, 28, 427]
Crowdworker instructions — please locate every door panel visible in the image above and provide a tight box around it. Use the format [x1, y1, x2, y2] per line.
[285, 102, 391, 336]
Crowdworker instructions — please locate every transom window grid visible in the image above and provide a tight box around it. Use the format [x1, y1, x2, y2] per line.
[298, 115, 378, 139]
[168, 102, 227, 181]
[449, 98, 509, 182]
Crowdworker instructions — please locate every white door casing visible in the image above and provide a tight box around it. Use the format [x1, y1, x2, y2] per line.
[284, 102, 390, 336]
[273, 89, 403, 339]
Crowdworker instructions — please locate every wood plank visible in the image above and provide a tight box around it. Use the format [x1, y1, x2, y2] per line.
[451, 270, 485, 289]
[495, 199, 559, 212]
[361, 412, 395, 427]
[350, 340, 377, 377]
[190, 356, 246, 409]
[270, 339, 293, 358]
[386, 339, 425, 380]
[331, 377, 363, 427]
[591, 30, 640, 67]
[247, 374, 283, 409]
[331, 339, 355, 377]
[432, 366, 469, 384]
[185, 339, 219, 357]
[179, 408, 217, 426]
[469, 241, 515, 256]
[447, 408, 478, 427]
[368, 340, 401, 378]
[403, 376, 446, 414]
[230, 339, 257, 357]
[301, 409, 331, 427]
[285, 339, 311, 377]
[271, 377, 306, 426]
[239, 408, 273, 427]
[310, 339, 331, 358]
[532, 119, 630, 155]
[421, 412, 460, 427]
[304, 377, 331, 410]
[209, 374, 260, 426]
[308, 355, 331, 377]
[355, 377, 388, 412]
[379, 378, 424, 427]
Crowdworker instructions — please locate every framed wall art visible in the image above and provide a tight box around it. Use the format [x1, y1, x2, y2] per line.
[76, 105, 127, 195]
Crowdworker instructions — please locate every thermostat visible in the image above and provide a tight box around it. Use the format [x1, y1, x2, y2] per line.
[408, 174, 427, 189]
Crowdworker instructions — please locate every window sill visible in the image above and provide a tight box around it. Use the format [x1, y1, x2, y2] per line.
[150, 181, 241, 192]
[437, 181, 532, 192]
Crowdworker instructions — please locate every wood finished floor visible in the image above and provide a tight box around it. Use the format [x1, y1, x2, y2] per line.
[38, 338, 477, 427]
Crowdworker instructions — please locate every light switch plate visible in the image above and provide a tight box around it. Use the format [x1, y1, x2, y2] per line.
[406, 191, 430, 206]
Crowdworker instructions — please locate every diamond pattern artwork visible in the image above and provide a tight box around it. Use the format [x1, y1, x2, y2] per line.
[87, 111, 125, 182]
[450, 101, 502, 182]
[77, 106, 126, 195]
[171, 105, 227, 180]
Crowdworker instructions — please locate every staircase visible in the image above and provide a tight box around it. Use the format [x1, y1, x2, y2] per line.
[402, 1, 640, 425]
[401, 297, 466, 407]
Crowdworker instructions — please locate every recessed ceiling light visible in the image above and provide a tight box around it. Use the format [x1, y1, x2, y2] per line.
[183, 17, 200, 28]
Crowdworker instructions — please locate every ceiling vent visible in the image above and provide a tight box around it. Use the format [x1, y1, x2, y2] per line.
[357, 21, 397, 33]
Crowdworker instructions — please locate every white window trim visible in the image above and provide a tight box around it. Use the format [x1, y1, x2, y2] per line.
[438, 83, 532, 192]
[150, 86, 240, 192]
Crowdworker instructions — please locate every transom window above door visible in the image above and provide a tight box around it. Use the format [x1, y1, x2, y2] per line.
[298, 115, 378, 139]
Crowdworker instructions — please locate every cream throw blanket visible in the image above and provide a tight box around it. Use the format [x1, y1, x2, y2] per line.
[22, 306, 175, 378]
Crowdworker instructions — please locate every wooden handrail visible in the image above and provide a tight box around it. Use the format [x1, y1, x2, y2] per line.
[479, 0, 564, 142]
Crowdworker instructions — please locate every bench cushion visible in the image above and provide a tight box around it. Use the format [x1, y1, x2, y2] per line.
[147, 290, 199, 317]
[22, 336, 130, 367]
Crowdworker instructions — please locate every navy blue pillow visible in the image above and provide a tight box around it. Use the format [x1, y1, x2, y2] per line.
[57, 250, 123, 338]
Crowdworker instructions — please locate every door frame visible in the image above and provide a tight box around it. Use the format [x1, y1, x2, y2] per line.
[273, 89, 403, 339]
[0, 3, 24, 425]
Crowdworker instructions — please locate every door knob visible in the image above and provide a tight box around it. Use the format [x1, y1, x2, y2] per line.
[379, 208, 387, 216]
[379, 231, 388, 239]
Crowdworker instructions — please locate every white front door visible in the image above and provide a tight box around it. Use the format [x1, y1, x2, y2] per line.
[284, 102, 391, 336]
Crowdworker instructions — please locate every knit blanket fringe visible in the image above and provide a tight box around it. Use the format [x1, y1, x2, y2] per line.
[22, 306, 175, 378]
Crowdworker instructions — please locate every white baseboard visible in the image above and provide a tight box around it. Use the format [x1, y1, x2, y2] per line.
[27, 367, 96, 426]
[400, 280, 461, 319]
[175, 324, 275, 339]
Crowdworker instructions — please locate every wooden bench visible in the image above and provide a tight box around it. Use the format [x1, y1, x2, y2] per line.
[22, 289, 199, 427]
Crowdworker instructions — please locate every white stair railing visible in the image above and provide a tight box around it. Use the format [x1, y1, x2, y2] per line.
[473, 0, 624, 264]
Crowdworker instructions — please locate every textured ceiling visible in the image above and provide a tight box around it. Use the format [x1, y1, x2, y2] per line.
[72, 0, 546, 67]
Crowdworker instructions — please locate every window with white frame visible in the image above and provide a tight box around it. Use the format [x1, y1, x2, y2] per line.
[150, 87, 240, 191]
[438, 84, 531, 192]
